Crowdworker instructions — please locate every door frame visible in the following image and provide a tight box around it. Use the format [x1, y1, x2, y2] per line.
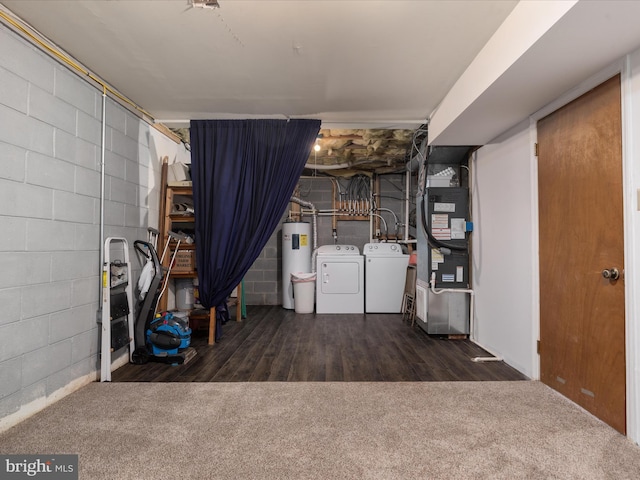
[528, 58, 640, 441]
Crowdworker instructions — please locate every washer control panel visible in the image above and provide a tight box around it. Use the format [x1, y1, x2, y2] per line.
[316, 245, 360, 255]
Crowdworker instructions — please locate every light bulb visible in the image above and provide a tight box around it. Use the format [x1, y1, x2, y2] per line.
[314, 143, 320, 152]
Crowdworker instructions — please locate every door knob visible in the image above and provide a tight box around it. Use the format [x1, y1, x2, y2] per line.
[602, 268, 620, 280]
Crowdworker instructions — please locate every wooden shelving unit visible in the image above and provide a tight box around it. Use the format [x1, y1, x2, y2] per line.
[157, 157, 242, 345]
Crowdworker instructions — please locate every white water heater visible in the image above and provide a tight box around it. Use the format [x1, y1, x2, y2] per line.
[282, 221, 311, 309]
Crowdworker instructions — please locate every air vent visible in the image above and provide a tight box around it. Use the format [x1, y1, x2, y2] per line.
[190, 0, 220, 9]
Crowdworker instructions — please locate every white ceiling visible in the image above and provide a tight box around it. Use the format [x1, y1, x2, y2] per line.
[0, 0, 517, 130]
[4, 1, 640, 147]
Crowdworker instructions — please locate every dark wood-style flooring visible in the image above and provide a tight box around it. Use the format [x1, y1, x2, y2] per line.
[111, 305, 528, 382]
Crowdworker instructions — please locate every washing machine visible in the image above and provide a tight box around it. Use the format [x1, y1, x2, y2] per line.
[316, 245, 364, 314]
[364, 243, 409, 313]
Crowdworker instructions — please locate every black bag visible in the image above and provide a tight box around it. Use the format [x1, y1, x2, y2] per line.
[215, 300, 230, 341]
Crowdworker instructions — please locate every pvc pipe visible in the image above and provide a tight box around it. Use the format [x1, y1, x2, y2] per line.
[404, 170, 410, 242]
[311, 248, 318, 274]
[289, 196, 319, 272]
[98, 87, 107, 319]
[376, 207, 399, 235]
[304, 161, 351, 170]
[290, 196, 318, 251]
[429, 273, 502, 362]
[370, 213, 388, 237]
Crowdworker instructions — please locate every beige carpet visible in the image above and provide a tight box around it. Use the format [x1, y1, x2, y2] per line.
[1, 381, 639, 479]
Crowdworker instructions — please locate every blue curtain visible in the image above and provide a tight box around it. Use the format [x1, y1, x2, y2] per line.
[190, 119, 321, 310]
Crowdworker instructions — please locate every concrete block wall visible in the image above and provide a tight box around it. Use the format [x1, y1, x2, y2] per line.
[243, 173, 410, 305]
[0, 25, 178, 428]
[242, 226, 282, 306]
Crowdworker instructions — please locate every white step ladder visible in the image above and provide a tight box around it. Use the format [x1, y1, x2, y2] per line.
[100, 237, 135, 382]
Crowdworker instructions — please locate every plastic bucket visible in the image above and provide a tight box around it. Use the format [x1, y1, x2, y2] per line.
[291, 272, 316, 314]
[175, 278, 194, 310]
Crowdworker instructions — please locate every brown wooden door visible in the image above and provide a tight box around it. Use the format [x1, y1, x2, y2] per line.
[538, 74, 626, 434]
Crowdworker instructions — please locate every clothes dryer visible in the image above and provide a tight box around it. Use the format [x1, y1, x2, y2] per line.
[364, 243, 409, 313]
[315, 245, 364, 314]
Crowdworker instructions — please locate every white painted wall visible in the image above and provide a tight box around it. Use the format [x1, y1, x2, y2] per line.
[471, 121, 536, 378]
[473, 48, 640, 443]
[622, 48, 640, 444]
[147, 129, 191, 229]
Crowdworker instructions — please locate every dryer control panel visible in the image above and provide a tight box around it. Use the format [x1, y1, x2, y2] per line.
[363, 243, 405, 256]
